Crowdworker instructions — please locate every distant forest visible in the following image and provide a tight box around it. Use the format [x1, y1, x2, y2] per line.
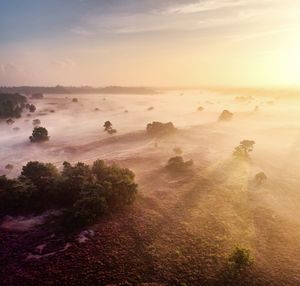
[0, 86, 158, 95]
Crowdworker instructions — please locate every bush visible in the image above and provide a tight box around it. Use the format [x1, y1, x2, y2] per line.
[219, 110, 233, 121]
[29, 127, 49, 142]
[228, 246, 252, 271]
[166, 156, 193, 172]
[146, 121, 177, 137]
[6, 118, 15, 125]
[72, 98, 78, 103]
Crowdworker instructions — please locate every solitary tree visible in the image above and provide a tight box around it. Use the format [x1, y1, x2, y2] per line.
[166, 156, 193, 172]
[219, 110, 233, 121]
[233, 140, 255, 159]
[255, 172, 267, 185]
[29, 127, 49, 142]
[103, 121, 117, 134]
[28, 104, 36, 113]
[228, 246, 253, 271]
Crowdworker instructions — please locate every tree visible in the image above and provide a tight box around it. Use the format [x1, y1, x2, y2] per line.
[219, 110, 233, 121]
[146, 121, 177, 137]
[255, 172, 267, 185]
[20, 161, 58, 190]
[32, 119, 41, 126]
[233, 140, 255, 159]
[28, 104, 36, 113]
[103, 121, 117, 135]
[173, 147, 183, 155]
[29, 127, 49, 142]
[166, 156, 193, 172]
[72, 98, 78, 103]
[228, 246, 253, 271]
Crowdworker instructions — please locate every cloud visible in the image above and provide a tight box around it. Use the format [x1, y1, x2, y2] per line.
[52, 58, 76, 69]
[70, 26, 94, 36]
[0, 63, 24, 74]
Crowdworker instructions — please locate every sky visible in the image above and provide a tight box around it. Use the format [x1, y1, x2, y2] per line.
[0, 0, 300, 87]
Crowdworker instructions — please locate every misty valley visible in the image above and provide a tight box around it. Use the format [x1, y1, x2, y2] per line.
[0, 89, 299, 285]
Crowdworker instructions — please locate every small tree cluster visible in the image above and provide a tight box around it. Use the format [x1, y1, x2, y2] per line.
[233, 140, 255, 159]
[146, 121, 177, 137]
[0, 160, 138, 229]
[103, 121, 117, 134]
[29, 127, 49, 142]
[166, 156, 193, 173]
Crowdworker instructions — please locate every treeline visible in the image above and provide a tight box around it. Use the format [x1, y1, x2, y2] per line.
[0, 86, 158, 95]
[0, 160, 138, 229]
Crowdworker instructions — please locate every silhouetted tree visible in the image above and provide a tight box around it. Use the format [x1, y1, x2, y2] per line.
[146, 121, 177, 137]
[228, 246, 253, 271]
[255, 172, 267, 185]
[233, 140, 255, 159]
[219, 110, 233, 121]
[166, 156, 193, 172]
[29, 127, 49, 142]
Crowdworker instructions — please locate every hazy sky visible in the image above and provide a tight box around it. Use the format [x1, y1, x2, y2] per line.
[0, 0, 300, 87]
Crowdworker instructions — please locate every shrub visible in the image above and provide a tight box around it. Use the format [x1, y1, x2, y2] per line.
[228, 246, 253, 271]
[29, 127, 49, 142]
[166, 156, 193, 172]
[5, 164, 14, 170]
[197, 106, 204, 111]
[218, 110, 233, 121]
[72, 98, 78, 102]
[146, 121, 177, 137]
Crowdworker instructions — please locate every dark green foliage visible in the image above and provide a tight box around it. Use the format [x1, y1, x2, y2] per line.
[0, 93, 27, 118]
[228, 246, 253, 271]
[146, 121, 177, 137]
[21, 161, 58, 190]
[29, 127, 49, 142]
[0, 160, 138, 228]
[166, 156, 193, 172]
[0, 176, 35, 212]
[233, 140, 255, 159]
